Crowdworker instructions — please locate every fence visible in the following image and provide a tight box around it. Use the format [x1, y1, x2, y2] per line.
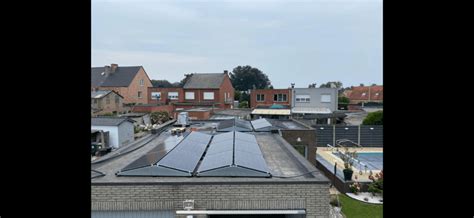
[314, 125, 383, 147]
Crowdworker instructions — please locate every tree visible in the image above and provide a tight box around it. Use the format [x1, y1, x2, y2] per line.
[234, 90, 241, 101]
[238, 101, 249, 108]
[362, 111, 383, 125]
[371, 83, 377, 86]
[150, 111, 170, 125]
[319, 81, 343, 89]
[230, 65, 271, 91]
[178, 73, 193, 87]
[308, 83, 317, 88]
[239, 91, 250, 103]
[359, 83, 365, 87]
[151, 80, 174, 88]
[338, 96, 350, 104]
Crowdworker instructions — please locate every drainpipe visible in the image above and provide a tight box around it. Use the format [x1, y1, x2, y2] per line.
[333, 125, 336, 146]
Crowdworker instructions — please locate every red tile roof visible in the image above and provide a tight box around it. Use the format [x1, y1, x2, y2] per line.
[347, 86, 383, 101]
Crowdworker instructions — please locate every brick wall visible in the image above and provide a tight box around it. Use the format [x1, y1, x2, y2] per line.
[148, 87, 185, 104]
[250, 89, 291, 108]
[128, 68, 153, 104]
[219, 74, 234, 109]
[132, 104, 175, 114]
[91, 183, 329, 218]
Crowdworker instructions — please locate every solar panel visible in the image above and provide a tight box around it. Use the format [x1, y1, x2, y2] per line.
[117, 131, 211, 177]
[198, 151, 233, 172]
[251, 118, 272, 130]
[206, 141, 233, 155]
[211, 131, 234, 143]
[196, 131, 271, 177]
[217, 119, 253, 132]
[235, 119, 253, 131]
[235, 131, 258, 143]
[157, 132, 211, 173]
[234, 140, 262, 155]
[217, 119, 234, 131]
[234, 150, 268, 173]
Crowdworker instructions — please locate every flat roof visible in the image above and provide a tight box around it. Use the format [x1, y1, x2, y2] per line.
[91, 130, 329, 184]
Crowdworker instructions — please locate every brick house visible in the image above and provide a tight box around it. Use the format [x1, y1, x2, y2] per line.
[250, 89, 292, 108]
[147, 71, 234, 113]
[91, 64, 153, 105]
[91, 90, 124, 116]
[346, 85, 383, 104]
[249, 89, 292, 119]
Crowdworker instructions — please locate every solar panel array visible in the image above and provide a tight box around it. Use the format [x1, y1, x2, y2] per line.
[117, 131, 212, 177]
[117, 130, 270, 178]
[196, 131, 271, 177]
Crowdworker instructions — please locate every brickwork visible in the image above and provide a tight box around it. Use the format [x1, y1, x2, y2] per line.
[250, 89, 291, 109]
[99, 67, 152, 104]
[91, 183, 329, 218]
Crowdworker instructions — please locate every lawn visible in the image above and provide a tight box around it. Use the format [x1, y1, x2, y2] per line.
[338, 194, 383, 218]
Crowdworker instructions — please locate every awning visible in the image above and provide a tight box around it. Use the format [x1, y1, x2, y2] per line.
[291, 107, 332, 114]
[176, 210, 306, 215]
[251, 109, 291, 115]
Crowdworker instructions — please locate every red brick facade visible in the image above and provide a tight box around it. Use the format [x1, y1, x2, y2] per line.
[98, 67, 153, 105]
[147, 73, 234, 110]
[250, 89, 292, 108]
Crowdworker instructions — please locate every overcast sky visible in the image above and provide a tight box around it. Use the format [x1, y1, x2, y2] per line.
[92, 0, 382, 88]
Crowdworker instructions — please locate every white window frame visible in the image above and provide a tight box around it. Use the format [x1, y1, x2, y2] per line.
[151, 92, 161, 100]
[256, 94, 265, 102]
[139, 79, 144, 86]
[168, 92, 179, 100]
[185, 92, 195, 100]
[203, 92, 214, 100]
[295, 95, 310, 102]
[321, 94, 331, 103]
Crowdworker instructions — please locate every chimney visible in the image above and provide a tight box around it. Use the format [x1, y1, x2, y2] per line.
[104, 65, 111, 76]
[111, 63, 118, 73]
[291, 83, 295, 89]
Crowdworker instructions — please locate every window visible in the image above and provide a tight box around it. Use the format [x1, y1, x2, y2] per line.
[321, 94, 331, 103]
[295, 95, 310, 102]
[168, 92, 179, 100]
[185, 92, 195, 100]
[151, 92, 161, 100]
[139, 79, 144, 86]
[273, 94, 287, 102]
[115, 95, 120, 104]
[203, 92, 214, 100]
[138, 91, 142, 98]
[362, 93, 367, 96]
[105, 96, 110, 104]
[375, 93, 379, 96]
[256, 94, 265, 102]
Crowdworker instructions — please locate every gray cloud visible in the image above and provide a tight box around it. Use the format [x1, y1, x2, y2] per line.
[92, 0, 382, 87]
